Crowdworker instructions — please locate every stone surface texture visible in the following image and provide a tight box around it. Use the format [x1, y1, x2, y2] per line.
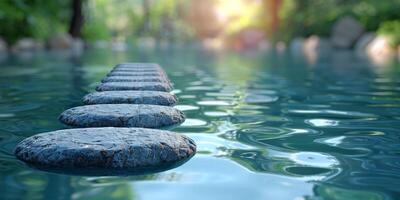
[107, 71, 166, 77]
[83, 91, 177, 106]
[111, 68, 162, 73]
[14, 127, 196, 175]
[59, 104, 185, 128]
[101, 76, 171, 83]
[113, 64, 161, 71]
[116, 63, 160, 68]
[115, 66, 161, 70]
[96, 82, 172, 92]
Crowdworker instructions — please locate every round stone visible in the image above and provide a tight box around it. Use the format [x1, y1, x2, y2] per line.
[116, 63, 160, 68]
[14, 127, 196, 176]
[96, 82, 172, 92]
[111, 68, 162, 73]
[107, 71, 166, 77]
[83, 91, 178, 106]
[101, 76, 171, 83]
[114, 66, 161, 71]
[113, 65, 162, 71]
[59, 104, 185, 128]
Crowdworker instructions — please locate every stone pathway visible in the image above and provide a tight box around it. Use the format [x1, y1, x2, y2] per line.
[14, 63, 196, 176]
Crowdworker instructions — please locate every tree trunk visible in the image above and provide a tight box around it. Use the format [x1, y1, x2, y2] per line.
[69, 0, 84, 38]
[140, 0, 151, 36]
[266, 0, 282, 39]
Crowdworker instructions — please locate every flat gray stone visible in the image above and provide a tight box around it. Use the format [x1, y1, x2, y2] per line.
[113, 64, 162, 71]
[101, 76, 171, 83]
[59, 104, 185, 128]
[107, 71, 166, 77]
[111, 68, 163, 73]
[14, 127, 196, 176]
[114, 66, 161, 71]
[96, 82, 172, 92]
[116, 63, 160, 68]
[83, 91, 178, 106]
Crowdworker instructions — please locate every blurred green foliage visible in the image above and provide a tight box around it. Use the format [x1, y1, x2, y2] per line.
[82, 0, 111, 42]
[278, 0, 400, 42]
[0, 0, 399, 46]
[0, 0, 194, 44]
[82, 0, 194, 43]
[0, 0, 70, 44]
[378, 20, 400, 47]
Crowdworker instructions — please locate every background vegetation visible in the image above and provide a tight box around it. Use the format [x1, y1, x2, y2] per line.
[0, 0, 70, 44]
[278, 0, 400, 44]
[0, 0, 399, 46]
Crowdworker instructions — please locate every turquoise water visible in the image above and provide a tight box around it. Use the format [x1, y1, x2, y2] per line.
[1, 48, 400, 200]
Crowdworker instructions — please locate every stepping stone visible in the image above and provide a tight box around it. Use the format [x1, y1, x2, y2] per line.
[113, 64, 162, 70]
[59, 104, 185, 128]
[101, 76, 171, 83]
[116, 63, 160, 68]
[111, 68, 162, 73]
[83, 91, 178, 106]
[114, 66, 161, 71]
[14, 127, 196, 176]
[107, 71, 166, 77]
[96, 82, 172, 92]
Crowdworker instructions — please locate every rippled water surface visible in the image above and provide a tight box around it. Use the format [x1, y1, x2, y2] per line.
[1, 48, 400, 200]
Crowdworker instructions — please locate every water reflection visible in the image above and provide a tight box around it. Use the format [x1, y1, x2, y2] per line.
[1, 48, 400, 199]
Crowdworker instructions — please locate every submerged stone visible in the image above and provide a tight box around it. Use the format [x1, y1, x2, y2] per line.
[59, 104, 185, 128]
[96, 82, 172, 92]
[101, 76, 171, 83]
[83, 91, 178, 106]
[14, 127, 196, 176]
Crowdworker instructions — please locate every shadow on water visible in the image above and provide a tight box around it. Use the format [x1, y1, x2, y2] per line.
[1, 47, 400, 199]
[23, 154, 195, 177]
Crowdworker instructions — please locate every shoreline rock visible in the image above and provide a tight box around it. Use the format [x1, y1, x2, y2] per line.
[366, 36, 396, 65]
[11, 38, 43, 52]
[0, 37, 7, 52]
[355, 32, 376, 55]
[48, 34, 73, 49]
[331, 16, 365, 49]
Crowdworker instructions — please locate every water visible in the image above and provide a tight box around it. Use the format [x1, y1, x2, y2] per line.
[1, 48, 400, 200]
